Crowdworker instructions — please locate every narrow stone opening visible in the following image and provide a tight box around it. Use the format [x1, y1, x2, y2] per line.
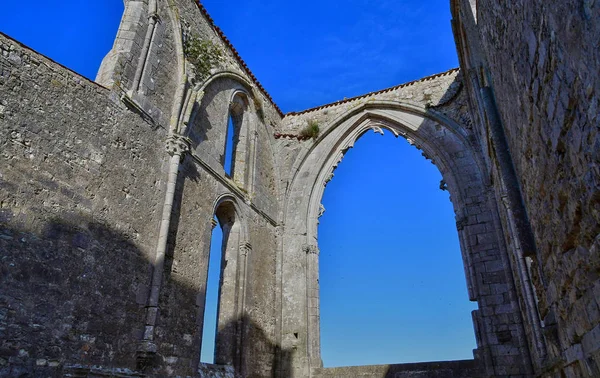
[318, 130, 477, 367]
[197, 201, 241, 367]
[201, 216, 223, 364]
[200, 202, 240, 365]
[224, 115, 236, 177]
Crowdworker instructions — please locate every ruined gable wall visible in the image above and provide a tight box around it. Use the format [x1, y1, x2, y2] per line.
[93, 1, 284, 375]
[0, 33, 168, 375]
[277, 71, 536, 376]
[151, 76, 281, 375]
[276, 70, 465, 190]
[1, 0, 285, 375]
[98, 0, 283, 130]
[455, 0, 600, 376]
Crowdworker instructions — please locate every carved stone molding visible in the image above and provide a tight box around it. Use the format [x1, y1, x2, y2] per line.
[371, 126, 384, 135]
[240, 242, 252, 256]
[439, 180, 448, 191]
[303, 244, 319, 255]
[318, 204, 326, 218]
[166, 134, 191, 157]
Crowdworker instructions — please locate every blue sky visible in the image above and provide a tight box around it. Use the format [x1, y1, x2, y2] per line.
[2, 0, 476, 368]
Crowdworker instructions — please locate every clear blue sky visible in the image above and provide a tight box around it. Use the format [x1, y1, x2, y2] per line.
[1, 0, 477, 367]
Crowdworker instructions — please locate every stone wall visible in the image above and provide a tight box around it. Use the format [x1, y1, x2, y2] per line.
[276, 72, 532, 377]
[0, 33, 167, 375]
[0, 0, 285, 373]
[311, 360, 480, 378]
[452, 0, 600, 376]
[2, 0, 599, 376]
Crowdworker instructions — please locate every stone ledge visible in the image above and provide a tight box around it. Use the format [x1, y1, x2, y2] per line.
[311, 359, 480, 378]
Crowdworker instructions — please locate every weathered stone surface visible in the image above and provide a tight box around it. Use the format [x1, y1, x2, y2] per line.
[452, 0, 600, 376]
[312, 360, 480, 378]
[1, 0, 598, 377]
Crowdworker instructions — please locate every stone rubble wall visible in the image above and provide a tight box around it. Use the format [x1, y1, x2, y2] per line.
[92, 0, 285, 375]
[2, 0, 599, 376]
[0, 33, 167, 376]
[311, 360, 480, 378]
[0, 1, 284, 373]
[454, 0, 600, 376]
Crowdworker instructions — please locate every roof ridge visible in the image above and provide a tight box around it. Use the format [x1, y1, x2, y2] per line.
[195, 1, 283, 117]
[284, 68, 460, 117]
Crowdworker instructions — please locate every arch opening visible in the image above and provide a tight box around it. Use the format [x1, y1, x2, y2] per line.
[223, 93, 250, 187]
[318, 129, 478, 367]
[200, 215, 222, 364]
[224, 115, 236, 177]
[200, 201, 242, 366]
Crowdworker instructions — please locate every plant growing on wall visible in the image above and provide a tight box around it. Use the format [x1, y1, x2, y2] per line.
[184, 34, 223, 81]
[300, 120, 320, 140]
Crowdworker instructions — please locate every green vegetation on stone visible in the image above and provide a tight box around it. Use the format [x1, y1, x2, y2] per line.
[184, 34, 223, 81]
[300, 120, 320, 140]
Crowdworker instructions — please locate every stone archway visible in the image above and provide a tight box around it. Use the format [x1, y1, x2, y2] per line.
[280, 101, 532, 377]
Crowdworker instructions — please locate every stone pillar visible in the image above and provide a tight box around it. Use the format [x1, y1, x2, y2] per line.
[237, 242, 251, 374]
[304, 244, 323, 368]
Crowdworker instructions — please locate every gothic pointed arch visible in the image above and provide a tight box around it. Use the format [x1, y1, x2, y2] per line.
[280, 99, 533, 376]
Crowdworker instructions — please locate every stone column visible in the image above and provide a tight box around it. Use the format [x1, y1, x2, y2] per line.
[237, 242, 252, 374]
[247, 130, 259, 196]
[304, 244, 322, 368]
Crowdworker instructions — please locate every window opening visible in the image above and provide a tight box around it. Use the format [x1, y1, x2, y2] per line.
[224, 115, 235, 177]
[200, 216, 223, 363]
[319, 130, 477, 367]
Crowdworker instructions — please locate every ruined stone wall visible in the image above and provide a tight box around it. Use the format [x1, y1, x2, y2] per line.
[276, 71, 534, 377]
[0, 0, 284, 373]
[97, 0, 282, 132]
[4, 0, 598, 376]
[151, 99, 281, 376]
[311, 360, 480, 378]
[453, 0, 600, 376]
[93, 0, 283, 375]
[0, 33, 167, 375]
[148, 157, 280, 377]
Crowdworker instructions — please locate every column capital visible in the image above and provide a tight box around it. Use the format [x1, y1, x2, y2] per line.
[240, 242, 252, 256]
[166, 133, 191, 157]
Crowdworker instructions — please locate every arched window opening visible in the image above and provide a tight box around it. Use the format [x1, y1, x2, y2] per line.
[223, 94, 251, 188]
[200, 201, 242, 366]
[318, 130, 478, 367]
[200, 215, 222, 364]
[224, 115, 236, 177]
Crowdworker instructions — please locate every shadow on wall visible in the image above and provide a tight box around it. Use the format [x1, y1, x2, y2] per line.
[204, 315, 293, 378]
[0, 210, 292, 377]
[160, 156, 292, 378]
[312, 360, 480, 378]
[0, 212, 151, 376]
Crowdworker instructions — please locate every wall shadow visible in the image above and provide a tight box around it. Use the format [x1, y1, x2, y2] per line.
[312, 359, 480, 378]
[0, 210, 291, 377]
